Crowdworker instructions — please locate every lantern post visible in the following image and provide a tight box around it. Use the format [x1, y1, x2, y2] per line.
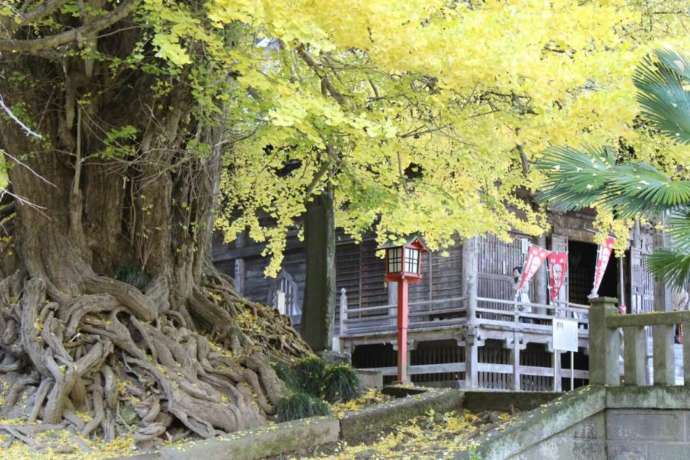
[379, 238, 428, 384]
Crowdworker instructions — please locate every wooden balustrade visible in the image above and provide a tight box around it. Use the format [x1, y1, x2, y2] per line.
[337, 288, 591, 390]
[590, 296, 690, 387]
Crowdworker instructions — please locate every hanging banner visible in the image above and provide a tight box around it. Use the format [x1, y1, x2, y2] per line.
[547, 251, 568, 303]
[515, 244, 550, 294]
[589, 236, 616, 299]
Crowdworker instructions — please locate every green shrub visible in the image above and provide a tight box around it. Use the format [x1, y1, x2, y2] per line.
[273, 360, 300, 390]
[293, 356, 326, 396]
[322, 364, 359, 403]
[276, 392, 330, 422]
[114, 264, 150, 290]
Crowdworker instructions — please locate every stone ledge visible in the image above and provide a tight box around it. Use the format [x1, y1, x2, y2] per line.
[454, 385, 690, 460]
[606, 385, 690, 409]
[159, 415, 340, 460]
[462, 391, 559, 413]
[455, 386, 607, 460]
[340, 387, 464, 443]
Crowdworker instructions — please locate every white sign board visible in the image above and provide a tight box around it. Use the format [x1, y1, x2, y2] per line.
[553, 318, 578, 352]
[276, 291, 286, 316]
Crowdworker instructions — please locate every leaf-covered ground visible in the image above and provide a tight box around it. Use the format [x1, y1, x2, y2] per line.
[328, 389, 393, 419]
[0, 421, 139, 460]
[302, 407, 513, 459]
[0, 389, 512, 459]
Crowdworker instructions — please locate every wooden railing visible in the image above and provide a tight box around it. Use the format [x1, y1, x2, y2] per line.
[475, 297, 590, 331]
[338, 288, 592, 390]
[337, 288, 590, 339]
[590, 296, 689, 386]
[337, 288, 467, 337]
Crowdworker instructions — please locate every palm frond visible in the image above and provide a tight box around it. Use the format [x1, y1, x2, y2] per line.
[605, 163, 690, 217]
[666, 207, 690, 252]
[648, 249, 690, 289]
[536, 145, 616, 211]
[536, 146, 690, 218]
[656, 48, 690, 86]
[634, 49, 690, 144]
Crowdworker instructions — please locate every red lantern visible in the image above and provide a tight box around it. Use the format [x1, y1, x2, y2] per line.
[379, 237, 428, 383]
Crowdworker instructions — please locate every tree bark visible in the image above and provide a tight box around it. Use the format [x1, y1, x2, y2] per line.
[301, 184, 336, 351]
[0, 6, 310, 447]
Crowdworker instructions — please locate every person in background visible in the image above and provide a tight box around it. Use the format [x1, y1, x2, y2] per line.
[513, 266, 532, 315]
[674, 287, 689, 344]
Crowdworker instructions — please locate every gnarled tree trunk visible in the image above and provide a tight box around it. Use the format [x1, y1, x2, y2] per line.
[0, 6, 310, 448]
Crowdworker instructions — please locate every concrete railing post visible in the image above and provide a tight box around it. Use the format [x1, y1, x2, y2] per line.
[589, 297, 621, 386]
[653, 326, 675, 386]
[623, 327, 646, 386]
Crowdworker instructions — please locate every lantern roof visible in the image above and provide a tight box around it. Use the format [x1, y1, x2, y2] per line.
[377, 236, 429, 253]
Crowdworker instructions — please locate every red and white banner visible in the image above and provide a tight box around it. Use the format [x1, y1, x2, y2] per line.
[516, 245, 550, 294]
[547, 251, 568, 303]
[589, 236, 616, 299]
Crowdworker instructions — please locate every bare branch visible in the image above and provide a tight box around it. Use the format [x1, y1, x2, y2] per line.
[0, 0, 139, 55]
[1, 148, 56, 188]
[0, 94, 42, 139]
[296, 46, 347, 107]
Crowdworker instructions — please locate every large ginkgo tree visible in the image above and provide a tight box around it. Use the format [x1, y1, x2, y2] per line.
[537, 49, 690, 288]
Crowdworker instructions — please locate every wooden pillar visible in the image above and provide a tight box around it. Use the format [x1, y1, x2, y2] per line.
[512, 335, 521, 391]
[536, 235, 548, 308]
[653, 226, 674, 385]
[233, 231, 247, 295]
[618, 255, 626, 311]
[462, 237, 479, 389]
[552, 349, 562, 392]
[339, 288, 347, 337]
[233, 258, 245, 295]
[589, 297, 621, 385]
[623, 327, 646, 385]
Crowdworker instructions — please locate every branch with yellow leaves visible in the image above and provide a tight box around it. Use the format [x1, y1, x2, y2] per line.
[0, 0, 139, 54]
[296, 45, 347, 107]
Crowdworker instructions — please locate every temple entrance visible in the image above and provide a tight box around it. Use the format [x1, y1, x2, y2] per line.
[568, 240, 627, 306]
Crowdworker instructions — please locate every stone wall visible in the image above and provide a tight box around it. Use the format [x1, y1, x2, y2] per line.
[510, 413, 605, 460]
[511, 408, 690, 460]
[606, 409, 690, 459]
[467, 386, 690, 460]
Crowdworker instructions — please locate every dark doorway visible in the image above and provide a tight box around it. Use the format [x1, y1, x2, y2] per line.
[568, 241, 621, 305]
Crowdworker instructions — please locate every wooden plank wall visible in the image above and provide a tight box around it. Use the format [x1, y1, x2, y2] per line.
[220, 239, 467, 321]
[335, 242, 361, 310]
[358, 240, 388, 309]
[631, 232, 655, 314]
[243, 250, 306, 310]
[430, 246, 464, 301]
[477, 234, 538, 306]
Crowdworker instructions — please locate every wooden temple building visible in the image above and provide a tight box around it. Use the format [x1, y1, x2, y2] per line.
[213, 210, 662, 391]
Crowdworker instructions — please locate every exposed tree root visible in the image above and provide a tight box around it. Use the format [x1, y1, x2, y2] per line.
[0, 269, 312, 450]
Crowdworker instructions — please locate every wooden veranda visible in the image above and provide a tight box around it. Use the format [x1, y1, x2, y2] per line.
[337, 290, 590, 391]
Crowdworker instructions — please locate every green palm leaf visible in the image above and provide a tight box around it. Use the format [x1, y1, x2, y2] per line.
[634, 49, 690, 144]
[606, 163, 690, 217]
[666, 208, 690, 252]
[648, 249, 690, 289]
[536, 147, 690, 218]
[536, 145, 616, 211]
